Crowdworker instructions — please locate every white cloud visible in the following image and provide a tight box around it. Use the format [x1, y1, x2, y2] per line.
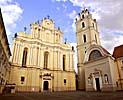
[0, 0, 23, 35]
[55, 0, 68, 2]
[62, 3, 67, 12]
[57, 0, 123, 54]
[100, 29, 123, 54]
[68, 10, 77, 19]
[67, 10, 77, 33]
[0, 0, 12, 4]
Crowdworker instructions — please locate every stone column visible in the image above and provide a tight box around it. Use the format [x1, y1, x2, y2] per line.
[38, 47, 41, 67]
[92, 74, 96, 91]
[31, 47, 34, 66]
[30, 47, 32, 65]
[17, 44, 20, 64]
[12, 43, 17, 63]
[99, 75, 102, 89]
[57, 49, 60, 70]
[15, 44, 19, 63]
[18, 44, 23, 65]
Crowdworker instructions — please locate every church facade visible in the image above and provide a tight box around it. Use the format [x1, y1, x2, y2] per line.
[9, 17, 76, 92]
[75, 8, 122, 91]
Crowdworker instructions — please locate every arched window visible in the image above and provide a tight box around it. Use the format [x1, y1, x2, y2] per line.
[82, 22, 85, 28]
[44, 52, 49, 69]
[89, 50, 102, 61]
[63, 55, 66, 71]
[82, 15, 84, 19]
[104, 74, 109, 84]
[83, 34, 86, 43]
[22, 48, 28, 67]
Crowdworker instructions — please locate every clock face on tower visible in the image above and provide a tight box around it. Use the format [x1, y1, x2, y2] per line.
[89, 50, 102, 61]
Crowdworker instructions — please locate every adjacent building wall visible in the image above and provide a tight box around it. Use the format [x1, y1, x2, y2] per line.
[0, 8, 11, 93]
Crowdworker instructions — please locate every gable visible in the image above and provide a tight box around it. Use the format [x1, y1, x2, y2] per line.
[84, 45, 112, 63]
[89, 50, 103, 61]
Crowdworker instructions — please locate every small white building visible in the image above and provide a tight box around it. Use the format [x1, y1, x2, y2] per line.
[75, 8, 120, 91]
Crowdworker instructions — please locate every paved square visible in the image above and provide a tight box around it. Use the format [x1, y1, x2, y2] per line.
[0, 91, 123, 100]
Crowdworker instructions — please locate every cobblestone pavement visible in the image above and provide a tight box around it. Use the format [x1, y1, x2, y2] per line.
[0, 91, 123, 100]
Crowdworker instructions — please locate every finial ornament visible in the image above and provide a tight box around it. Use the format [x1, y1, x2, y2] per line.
[24, 27, 27, 32]
[37, 20, 39, 24]
[65, 38, 67, 44]
[58, 27, 60, 30]
[14, 33, 17, 38]
[47, 15, 50, 19]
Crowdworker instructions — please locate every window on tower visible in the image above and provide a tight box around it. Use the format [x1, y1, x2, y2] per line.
[82, 22, 85, 28]
[83, 34, 86, 43]
[44, 51, 49, 69]
[22, 48, 28, 67]
[82, 15, 84, 19]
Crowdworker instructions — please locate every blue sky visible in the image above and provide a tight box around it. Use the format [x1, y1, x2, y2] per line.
[1, 0, 123, 72]
[1, 0, 123, 53]
[16, 0, 80, 43]
[2, 0, 80, 44]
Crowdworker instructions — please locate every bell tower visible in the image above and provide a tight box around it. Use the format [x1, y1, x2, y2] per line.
[75, 8, 101, 90]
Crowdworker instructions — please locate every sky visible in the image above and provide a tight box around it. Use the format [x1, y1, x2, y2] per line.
[0, 0, 123, 72]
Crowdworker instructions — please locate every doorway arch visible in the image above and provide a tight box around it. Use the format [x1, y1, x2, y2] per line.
[43, 81, 49, 90]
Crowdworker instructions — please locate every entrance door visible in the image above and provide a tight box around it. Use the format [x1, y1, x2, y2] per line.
[95, 78, 100, 91]
[43, 81, 49, 90]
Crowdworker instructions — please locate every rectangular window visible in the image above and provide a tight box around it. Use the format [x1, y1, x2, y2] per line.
[21, 76, 25, 82]
[64, 79, 66, 85]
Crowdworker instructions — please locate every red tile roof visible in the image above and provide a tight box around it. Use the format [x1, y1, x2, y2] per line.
[113, 44, 123, 58]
